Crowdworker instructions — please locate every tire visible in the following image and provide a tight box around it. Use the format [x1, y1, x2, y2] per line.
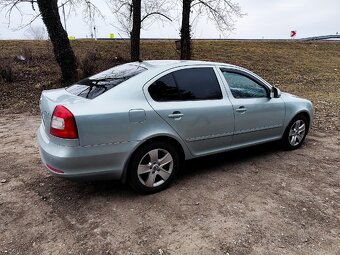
[128, 142, 179, 194]
[281, 114, 309, 150]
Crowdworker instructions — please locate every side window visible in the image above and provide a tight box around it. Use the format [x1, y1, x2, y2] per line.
[174, 68, 222, 100]
[148, 73, 180, 101]
[148, 67, 223, 102]
[221, 71, 268, 98]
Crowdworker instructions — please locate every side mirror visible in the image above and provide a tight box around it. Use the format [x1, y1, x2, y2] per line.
[270, 87, 281, 98]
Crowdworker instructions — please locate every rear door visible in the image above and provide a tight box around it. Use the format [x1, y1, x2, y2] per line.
[218, 68, 285, 146]
[144, 66, 234, 156]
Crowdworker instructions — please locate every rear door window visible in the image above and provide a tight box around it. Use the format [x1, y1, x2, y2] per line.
[66, 63, 147, 99]
[148, 73, 181, 101]
[148, 67, 222, 101]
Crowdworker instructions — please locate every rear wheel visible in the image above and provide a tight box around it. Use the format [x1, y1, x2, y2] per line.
[128, 142, 179, 194]
[282, 114, 309, 150]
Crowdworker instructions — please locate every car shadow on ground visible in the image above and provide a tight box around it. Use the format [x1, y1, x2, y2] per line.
[179, 141, 281, 180]
[32, 141, 284, 203]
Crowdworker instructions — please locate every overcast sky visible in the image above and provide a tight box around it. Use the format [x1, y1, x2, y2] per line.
[0, 0, 339, 40]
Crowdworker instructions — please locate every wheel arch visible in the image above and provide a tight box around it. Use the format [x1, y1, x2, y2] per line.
[283, 97, 313, 134]
[298, 111, 311, 127]
[281, 110, 311, 150]
[120, 135, 188, 183]
[289, 110, 311, 134]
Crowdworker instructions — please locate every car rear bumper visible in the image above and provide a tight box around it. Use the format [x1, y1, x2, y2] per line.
[37, 124, 138, 180]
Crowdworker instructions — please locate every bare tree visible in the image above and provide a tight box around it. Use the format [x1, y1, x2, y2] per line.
[0, 0, 79, 84]
[80, 0, 105, 39]
[110, 0, 172, 61]
[25, 25, 47, 39]
[131, 0, 141, 61]
[38, 0, 78, 84]
[1, 0, 103, 84]
[181, 0, 191, 60]
[180, 0, 244, 59]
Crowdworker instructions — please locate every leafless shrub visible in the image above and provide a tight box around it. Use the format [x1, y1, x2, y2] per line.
[25, 25, 47, 40]
[0, 60, 14, 83]
[112, 53, 127, 65]
[79, 49, 129, 79]
[80, 49, 101, 78]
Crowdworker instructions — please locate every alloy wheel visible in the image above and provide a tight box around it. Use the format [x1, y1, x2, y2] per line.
[137, 149, 174, 188]
[288, 119, 306, 146]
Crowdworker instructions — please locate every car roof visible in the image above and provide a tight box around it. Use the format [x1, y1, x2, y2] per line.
[96, 59, 273, 101]
[133, 60, 237, 71]
[127, 60, 273, 90]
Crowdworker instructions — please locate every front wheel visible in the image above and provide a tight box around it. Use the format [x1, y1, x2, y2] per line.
[128, 142, 179, 194]
[282, 114, 309, 150]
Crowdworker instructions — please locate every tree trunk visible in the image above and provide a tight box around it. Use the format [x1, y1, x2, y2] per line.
[37, 0, 77, 85]
[180, 0, 191, 60]
[131, 0, 141, 61]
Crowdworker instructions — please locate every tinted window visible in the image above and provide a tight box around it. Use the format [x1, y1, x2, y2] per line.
[149, 68, 222, 102]
[221, 71, 268, 98]
[174, 68, 222, 100]
[66, 63, 147, 99]
[148, 73, 180, 101]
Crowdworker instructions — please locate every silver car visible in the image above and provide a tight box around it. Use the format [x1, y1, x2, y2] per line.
[37, 60, 313, 193]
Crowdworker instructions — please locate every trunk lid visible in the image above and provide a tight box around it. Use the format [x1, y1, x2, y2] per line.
[39, 88, 87, 140]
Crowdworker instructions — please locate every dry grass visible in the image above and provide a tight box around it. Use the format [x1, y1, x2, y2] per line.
[0, 39, 339, 132]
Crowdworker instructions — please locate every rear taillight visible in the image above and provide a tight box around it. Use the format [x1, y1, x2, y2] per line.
[50, 105, 78, 139]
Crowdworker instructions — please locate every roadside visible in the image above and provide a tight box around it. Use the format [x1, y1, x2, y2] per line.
[0, 114, 339, 255]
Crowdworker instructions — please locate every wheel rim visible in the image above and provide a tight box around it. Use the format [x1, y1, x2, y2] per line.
[288, 119, 306, 146]
[137, 148, 174, 188]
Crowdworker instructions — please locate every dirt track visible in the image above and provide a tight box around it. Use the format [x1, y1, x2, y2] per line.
[0, 113, 339, 255]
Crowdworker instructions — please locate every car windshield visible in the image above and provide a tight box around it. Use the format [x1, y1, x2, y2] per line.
[66, 63, 147, 99]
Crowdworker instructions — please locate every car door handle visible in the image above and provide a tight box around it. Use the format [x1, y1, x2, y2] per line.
[235, 106, 247, 113]
[168, 111, 183, 119]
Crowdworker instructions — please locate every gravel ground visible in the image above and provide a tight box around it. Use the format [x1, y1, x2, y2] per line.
[0, 113, 339, 255]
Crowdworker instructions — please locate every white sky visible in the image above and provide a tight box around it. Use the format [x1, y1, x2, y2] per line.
[0, 0, 339, 40]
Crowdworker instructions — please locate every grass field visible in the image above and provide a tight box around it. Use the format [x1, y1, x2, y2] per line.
[0, 39, 339, 132]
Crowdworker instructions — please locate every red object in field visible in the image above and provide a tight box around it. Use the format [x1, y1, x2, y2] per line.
[50, 105, 78, 139]
[290, 30, 297, 38]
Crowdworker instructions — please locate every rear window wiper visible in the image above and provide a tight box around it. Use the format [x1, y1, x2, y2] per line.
[83, 76, 132, 98]
[80, 76, 131, 87]
[90, 76, 131, 84]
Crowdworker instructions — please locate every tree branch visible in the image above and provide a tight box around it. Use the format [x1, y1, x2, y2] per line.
[189, 0, 244, 35]
[141, 11, 172, 23]
[4, 0, 73, 30]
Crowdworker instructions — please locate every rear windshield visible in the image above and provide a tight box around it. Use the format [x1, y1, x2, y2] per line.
[66, 63, 147, 99]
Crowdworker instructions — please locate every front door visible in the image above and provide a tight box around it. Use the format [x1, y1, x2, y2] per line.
[219, 68, 285, 147]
